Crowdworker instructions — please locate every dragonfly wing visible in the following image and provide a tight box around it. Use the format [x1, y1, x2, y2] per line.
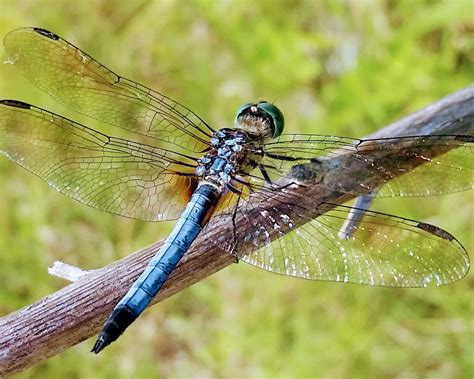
[0, 100, 198, 221]
[262, 134, 473, 197]
[3, 27, 213, 153]
[374, 135, 473, 196]
[207, 188, 469, 287]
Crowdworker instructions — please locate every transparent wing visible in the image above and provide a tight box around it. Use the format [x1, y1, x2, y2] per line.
[260, 134, 473, 197]
[3, 27, 213, 153]
[205, 188, 469, 287]
[0, 100, 199, 221]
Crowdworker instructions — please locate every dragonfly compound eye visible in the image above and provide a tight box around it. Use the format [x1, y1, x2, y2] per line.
[234, 102, 253, 124]
[235, 101, 285, 138]
[257, 101, 285, 138]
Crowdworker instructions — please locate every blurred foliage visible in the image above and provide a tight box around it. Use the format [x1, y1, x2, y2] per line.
[0, 0, 473, 378]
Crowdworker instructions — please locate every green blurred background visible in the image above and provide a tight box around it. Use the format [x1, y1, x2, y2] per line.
[0, 1, 472, 378]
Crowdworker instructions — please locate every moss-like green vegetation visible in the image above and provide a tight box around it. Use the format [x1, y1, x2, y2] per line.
[0, 1, 472, 378]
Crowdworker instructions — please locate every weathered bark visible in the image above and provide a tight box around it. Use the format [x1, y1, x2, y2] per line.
[0, 85, 473, 376]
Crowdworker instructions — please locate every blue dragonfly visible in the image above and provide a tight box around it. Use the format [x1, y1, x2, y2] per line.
[0, 28, 472, 353]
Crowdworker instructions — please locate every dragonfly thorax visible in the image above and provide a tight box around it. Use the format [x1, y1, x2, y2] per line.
[195, 128, 263, 187]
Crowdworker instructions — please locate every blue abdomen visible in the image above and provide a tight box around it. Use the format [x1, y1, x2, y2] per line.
[91, 183, 220, 353]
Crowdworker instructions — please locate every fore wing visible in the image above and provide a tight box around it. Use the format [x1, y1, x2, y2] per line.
[3, 27, 213, 154]
[259, 134, 473, 197]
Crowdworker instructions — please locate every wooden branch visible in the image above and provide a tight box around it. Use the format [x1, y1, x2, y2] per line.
[0, 85, 473, 375]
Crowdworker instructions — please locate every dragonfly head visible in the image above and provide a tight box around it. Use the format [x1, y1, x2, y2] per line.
[235, 101, 285, 139]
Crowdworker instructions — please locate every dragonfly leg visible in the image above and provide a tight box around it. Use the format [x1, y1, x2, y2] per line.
[223, 182, 243, 263]
[230, 195, 241, 263]
[271, 181, 303, 192]
[258, 163, 306, 191]
[259, 164, 273, 184]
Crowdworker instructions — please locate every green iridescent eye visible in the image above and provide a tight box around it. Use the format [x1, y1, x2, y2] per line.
[234, 102, 253, 123]
[235, 101, 285, 138]
[257, 101, 285, 137]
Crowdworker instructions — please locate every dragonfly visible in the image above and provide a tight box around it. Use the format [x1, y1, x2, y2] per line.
[0, 27, 472, 354]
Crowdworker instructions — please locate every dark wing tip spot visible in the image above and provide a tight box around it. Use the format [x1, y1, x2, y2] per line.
[417, 222, 454, 241]
[33, 27, 60, 40]
[0, 99, 31, 109]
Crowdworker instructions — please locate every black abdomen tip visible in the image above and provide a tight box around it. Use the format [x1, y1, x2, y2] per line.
[91, 306, 138, 354]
